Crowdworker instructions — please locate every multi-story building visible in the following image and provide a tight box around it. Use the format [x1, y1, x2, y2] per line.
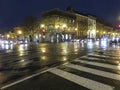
[104, 24, 113, 39]
[4, 8, 120, 43]
[96, 18, 105, 39]
[38, 8, 117, 42]
[40, 8, 77, 42]
[68, 9, 97, 40]
[87, 15, 96, 39]
[73, 12, 88, 39]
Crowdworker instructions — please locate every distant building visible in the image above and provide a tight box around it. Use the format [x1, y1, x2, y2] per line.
[38, 7, 117, 42]
[67, 7, 97, 40]
[40, 8, 76, 42]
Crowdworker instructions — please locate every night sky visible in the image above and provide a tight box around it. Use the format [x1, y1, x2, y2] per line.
[0, 0, 120, 31]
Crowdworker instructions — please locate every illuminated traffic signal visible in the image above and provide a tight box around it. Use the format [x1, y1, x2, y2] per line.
[116, 24, 120, 29]
[42, 29, 46, 33]
[118, 24, 120, 28]
[42, 29, 46, 35]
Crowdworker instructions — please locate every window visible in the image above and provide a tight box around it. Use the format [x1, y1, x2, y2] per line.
[49, 24, 53, 29]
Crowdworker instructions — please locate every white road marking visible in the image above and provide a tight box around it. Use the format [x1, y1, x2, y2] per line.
[65, 63, 120, 81]
[88, 54, 109, 58]
[49, 68, 114, 90]
[74, 59, 120, 70]
[0, 68, 52, 90]
[88, 54, 120, 59]
[80, 56, 120, 65]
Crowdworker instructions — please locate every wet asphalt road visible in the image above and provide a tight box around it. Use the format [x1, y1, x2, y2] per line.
[0, 41, 110, 89]
[2, 46, 120, 90]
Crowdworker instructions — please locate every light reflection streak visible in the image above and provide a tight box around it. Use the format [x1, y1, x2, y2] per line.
[73, 43, 79, 53]
[41, 56, 47, 60]
[60, 44, 68, 55]
[74, 49, 78, 52]
[63, 49, 67, 54]
[20, 59, 25, 62]
[117, 65, 120, 70]
[18, 44, 28, 56]
[41, 48, 46, 53]
[62, 56, 67, 61]
[87, 41, 93, 49]
[74, 46, 78, 52]
[100, 40, 107, 48]
[81, 42, 84, 47]
[0, 44, 13, 50]
[5, 45, 9, 49]
[118, 63, 120, 66]
[19, 59, 28, 67]
[95, 41, 99, 46]
[18, 45, 24, 56]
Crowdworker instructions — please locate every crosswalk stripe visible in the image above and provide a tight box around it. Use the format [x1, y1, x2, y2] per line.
[74, 59, 120, 70]
[102, 54, 120, 57]
[80, 56, 119, 65]
[49, 68, 113, 90]
[88, 54, 113, 58]
[65, 63, 120, 81]
[88, 54, 120, 60]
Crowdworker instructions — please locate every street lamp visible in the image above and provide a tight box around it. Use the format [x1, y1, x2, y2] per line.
[7, 34, 10, 38]
[75, 28, 77, 31]
[55, 24, 60, 29]
[18, 30, 22, 35]
[17, 30, 23, 42]
[41, 24, 45, 28]
[62, 24, 67, 29]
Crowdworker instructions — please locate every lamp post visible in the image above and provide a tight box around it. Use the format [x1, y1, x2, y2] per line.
[62, 24, 67, 41]
[96, 30, 99, 39]
[17, 30, 22, 35]
[7, 34, 10, 39]
[17, 30, 22, 41]
[40, 24, 46, 42]
[41, 24, 45, 28]
[75, 28, 78, 39]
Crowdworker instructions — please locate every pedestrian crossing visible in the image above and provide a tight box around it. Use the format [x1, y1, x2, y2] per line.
[48, 49, 120, 90]
[50, 68, 113, 90]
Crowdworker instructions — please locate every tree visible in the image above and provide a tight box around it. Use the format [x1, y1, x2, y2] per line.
[21, 16, 39, 35]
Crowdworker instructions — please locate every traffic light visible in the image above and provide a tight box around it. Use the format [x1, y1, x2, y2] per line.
[42, 29, 46, 32]
[42, 29, 46, 35]
[116, 24, 120, 28]
[118, 24, 120, 28]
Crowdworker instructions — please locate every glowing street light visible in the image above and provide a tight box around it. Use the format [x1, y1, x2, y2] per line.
[7, 34, 10, 38]
[62, 24, 67, 29]
[118, 24, 120, 28]
[103, 31, 106, 34]
[18, 30, 22, 35]
[55, 24, 60, 29]
[75, 28, 78, 31]
[96, 30, 99, 33]
[41, 24, 45, 28]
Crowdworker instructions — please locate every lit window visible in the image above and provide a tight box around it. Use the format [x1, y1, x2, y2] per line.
[73, 19, 75, 23]
[49, 24, 53, 29]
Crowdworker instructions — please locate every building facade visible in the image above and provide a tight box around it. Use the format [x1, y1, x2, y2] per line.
[87, 15, 96, 39]
[75, 13, 88, 39]
[40, 9, 77, 42]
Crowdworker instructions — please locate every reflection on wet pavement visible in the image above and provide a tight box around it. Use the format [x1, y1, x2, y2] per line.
[0, 42, 110, 85]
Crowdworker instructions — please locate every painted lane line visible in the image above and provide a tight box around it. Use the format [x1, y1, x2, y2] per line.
[74, 59, 120, 70]
[80, 56, 119, 64]
[0, 68, 52, 90]
[65, 63, 120, 81]
[88, 54, 120, 59]
[88, 54, 110, 58]
[49, 68, 113, 90]
[0, 61, 70, 90]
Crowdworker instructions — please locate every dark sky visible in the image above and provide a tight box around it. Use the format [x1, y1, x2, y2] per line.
[0, 0, 120, 31]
